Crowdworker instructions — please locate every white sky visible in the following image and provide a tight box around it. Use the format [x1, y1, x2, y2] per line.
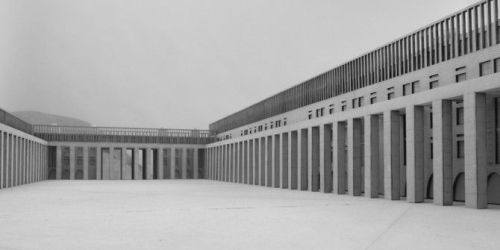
[0, 0, 479, 129]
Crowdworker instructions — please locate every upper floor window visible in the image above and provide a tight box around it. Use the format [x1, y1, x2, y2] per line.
[308, 111, 313, 120]
[429, 74, 439, 89]
[455, 66, 466, 83]
[328, 104, 334, 114]
[480, 60, 493, 77]
[494, 58, 500, 73]
[283, 118, 287, 126]
[370, 92, 377, 104]
[341, 101, 347, 111]
[456, 107, 464, 125]
[387, 87, 395, 100]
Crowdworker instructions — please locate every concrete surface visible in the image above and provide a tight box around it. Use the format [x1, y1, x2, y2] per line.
[0, 180, 499, 250]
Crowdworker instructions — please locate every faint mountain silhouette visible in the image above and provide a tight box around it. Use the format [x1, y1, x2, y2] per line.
[12, 111, 91, 126]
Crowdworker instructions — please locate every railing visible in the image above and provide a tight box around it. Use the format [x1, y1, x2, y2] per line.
[0, 109, 33, 134]
[33, 125, 216, 145]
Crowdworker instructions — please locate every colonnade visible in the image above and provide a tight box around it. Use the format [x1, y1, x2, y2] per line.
[207, 89, 497, 209]
[50, 145, 203, 180]
[0, 125, 48, 189]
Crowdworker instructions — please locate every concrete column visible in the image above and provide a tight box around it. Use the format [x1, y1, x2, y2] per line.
[432, 100, 453, 205]
[321, 124, 333, 193]
[406, 105, 425, 203]
[12, 137, 17, 186]
[0, 132, 3, 189]
[274, 134, 280, 188]
[182, 148, 187, 179]
[254, 138, 259, 185]
[249, 140, 254, 185]
[69, 146, 75, 180]
[221, 145, 225, 181]
[6, 134, 11, 187]
[170, 148, 175, 179]
[464, 93, 488, 209]
[96, 147, 103, 180]
[146, 148, 153, 179]
[234, 143, 238, 182]
[333, 122, 347, 194]
[384, 110, 401, 200]
[246, 140, 250, 184]
[364, 115, 380, 198]
[348, 118, 363, 196]
[208, 148, 212, 180]
[193, 148, 198, 179]
[260, 137, 265, 186]
[300, 129, 308, 191]
[18, 138, 22, 185]
[266, 136, 272, 187]
[56, 146, 62, 180]
[83, 147, 89, 180]
[281, 132, 289, 189]
[238, 142, 243, 183]
[132, 148, 139, 180]
[233, 143, 237, 182]
[216, 146, 220, 181]
[311, 127, 320, 192]
[290, 131, 298, 190]
[120, 147, 127, 180]
[229, 144, 233, 182]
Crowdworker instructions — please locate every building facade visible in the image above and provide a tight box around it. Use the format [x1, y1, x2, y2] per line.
[206, 0, 500, 209]
[1, 0, 499, 210]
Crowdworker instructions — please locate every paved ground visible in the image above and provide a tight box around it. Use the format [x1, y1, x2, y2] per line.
[0, 180, 499, 250]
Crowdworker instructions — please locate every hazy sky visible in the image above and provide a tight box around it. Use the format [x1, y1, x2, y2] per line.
[0, 0, 478, 129]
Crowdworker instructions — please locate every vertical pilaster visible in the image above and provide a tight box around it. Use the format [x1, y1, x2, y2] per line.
[364, 115, 380, 198]
[96, 147, 102, 180]
[384, 110, 401, 200]
[83, 147, 89, 180]
[311, 127, 320, 192]
[300, 129, 308, 191]
[254, 138, 259, 185]
[249, 140, 254, 185]
[321, 125, 333, 193]
[260, 137, 265, 186]
[133, 148, 140, 180]
[69, 146, 75, 180]
[274, 134, 280, 188]
[170, 148, 176, 179]
[290, 131, 297, 190]
[282, 132, 289, 189]
[348, 118, 363, 196]
[333, 121, 347, 194]
[182, 148, 187, 179]
[56, 146, 62, 180]
[193, 148, 198, 179]
[406, 105, 425, 203]
[267, 136, 272, 187]
[464, 93, 488, 209]
[433, 100, 453, 205]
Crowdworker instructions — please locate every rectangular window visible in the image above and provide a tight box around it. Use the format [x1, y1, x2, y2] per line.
[455, 66, 466, 83]
[457, 140, 464, 158]
[429, 80, 439, 89]
[329, 104, 334, 114]
[496, 98, 500, 164]
[283, 118, 287, 126]
[276, 120, 281, 127]
[455, 73, 467, 82]
[387, 87, 395, 100]
[480, 60, 493, 76]
[341, 101, 347, 111]
[411, 81, 419, 93]
[308, 111, 312, 120]
[403, 83, 411, 96]
[494, 58, 500, 73]
[456, 107, 464, 125]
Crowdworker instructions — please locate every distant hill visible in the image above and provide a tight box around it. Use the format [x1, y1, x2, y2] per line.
[12, 111, 91, 127]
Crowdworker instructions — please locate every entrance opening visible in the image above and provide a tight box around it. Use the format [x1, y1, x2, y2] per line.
[488, 173, 500, 205]
[426, 174, 434, 199]
[453, 173, 465, 202]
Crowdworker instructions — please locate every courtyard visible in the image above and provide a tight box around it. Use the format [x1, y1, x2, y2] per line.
[0, 180, 499, 250]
